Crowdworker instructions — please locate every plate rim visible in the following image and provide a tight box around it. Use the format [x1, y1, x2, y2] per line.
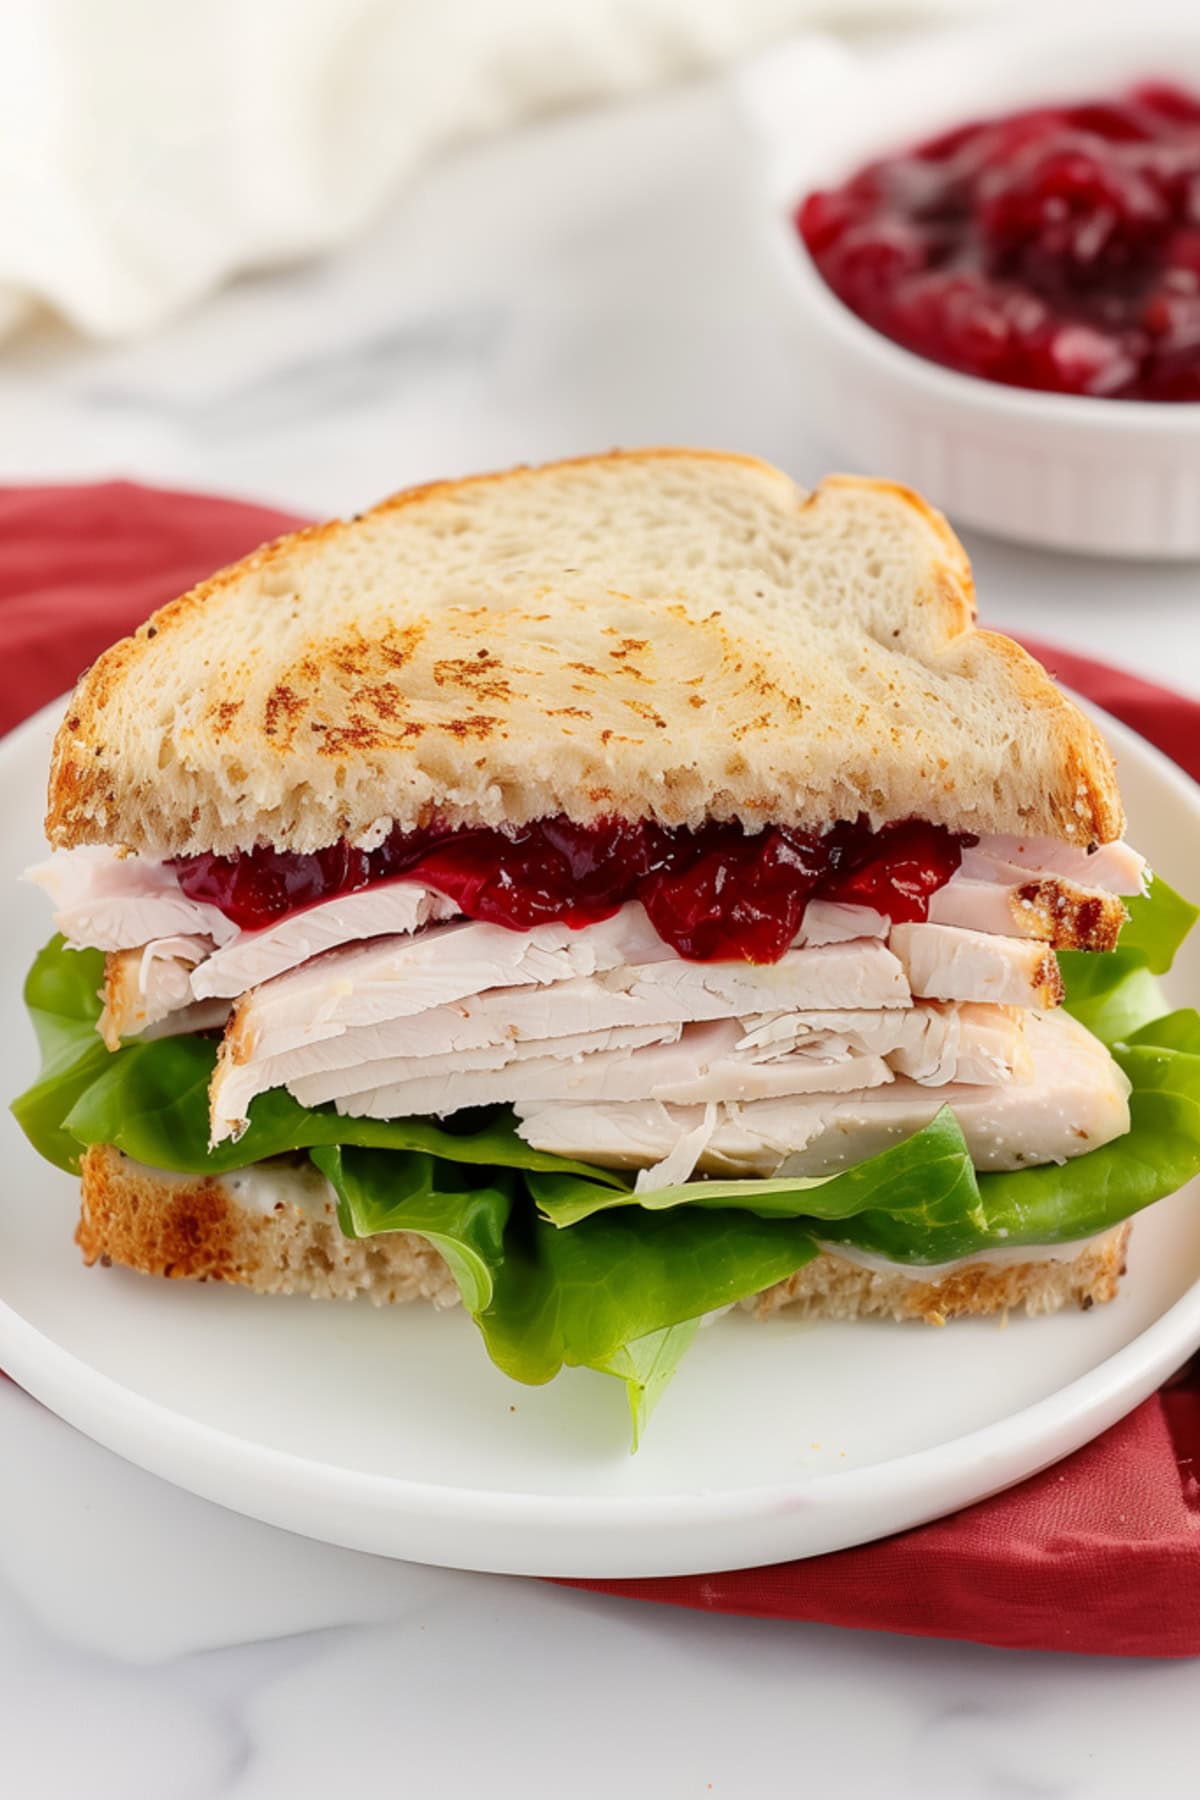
[1, 695, 1198, 1576]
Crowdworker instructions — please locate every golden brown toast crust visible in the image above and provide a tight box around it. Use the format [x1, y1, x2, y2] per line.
[753, 1225, 1130, 1324]
[76, 1146, 459, 1307]
[1008, 880, 1127, 952]
[45, 451, 1123, 856]
[77, 1145, 1131, 1325]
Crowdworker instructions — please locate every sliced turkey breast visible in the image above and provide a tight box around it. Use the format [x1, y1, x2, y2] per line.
[882, 1001, 1032, 1086]
[732, 1000, 1019, 1064]
[225, 924, 907, 1070]
[742, 1001, 1031, 1087]
[99, 936, 214, 1050]
[33, 837, 1139, 1074]
[889, 922, 1064, 1008]
[140, 998, 233, 1041]
[516, 1008, 1130, 1184]
[330, 1021, 687, 1118]
[928, 872, 1127, 951]
[223, 903, 670, 1056]
[29, 852, 460, 993]
[212, 905, 678, 1139]
[214, 997, 1023, 1146]
[326, 1018, 897, 1119]
[321, 1001, 1031, 1121]
[795, 900, 890, 944]
[970, 834, 1145, 895]
[208, 928, 912, 1141]
[189, 884, 458, 999]
[225, 954, 915, 1113]
[28, 847, 235, 951]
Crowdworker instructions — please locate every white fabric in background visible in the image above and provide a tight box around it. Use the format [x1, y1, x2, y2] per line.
[0, 0, 988, 343]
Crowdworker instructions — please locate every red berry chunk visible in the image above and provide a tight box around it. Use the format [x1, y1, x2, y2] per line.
[174, 814, 968, 965]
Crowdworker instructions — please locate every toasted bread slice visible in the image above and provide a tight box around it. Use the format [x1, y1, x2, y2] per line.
[76, 1145, 460, 1308]
[753, 1228, 1129, 1324]
[76, 1145, 1130, 1325]
[47, 450, 1122, 858]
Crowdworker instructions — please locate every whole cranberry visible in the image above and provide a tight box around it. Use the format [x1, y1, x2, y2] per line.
[1141, 289, 1200, 394]
[967, 109, 1073, 181]
[978, 136, 1171, 284]
[1160, 227, 1200, 295]
[796, 188, 869, 255]
[823, 222, 930, 316]
[1027, 319, 1140, 396]
[640, 826, 826, 962]
[1137, 82, 1200, 127]
[1064, 100, 1155, 144]
[891, 271, 1023, 379]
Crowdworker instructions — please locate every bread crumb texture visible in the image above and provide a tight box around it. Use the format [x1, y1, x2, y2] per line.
[47, 450, 1122, 855]
[76, 1146, 459, 1308]
[752, 1225, 1130, 1323]
[78, 1145, 1129, 1324]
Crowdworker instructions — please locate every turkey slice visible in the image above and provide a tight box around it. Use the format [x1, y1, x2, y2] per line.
[928, 872, 1126, 952]
[969, 835, 1145, 895]
[328, 1019, 896, 1119]
[516, 1008, 1130, 1185]
[738, 1001, 1031, 1087]
[189, 883, 458, 998]
[238, 947, 911, 1112]
[889, 922, 1064, 1008]
[295, 1005, 1025, 1122]
[208, 930, 911, 1141]
[27, 847, 236, 951]
[99, 936, 216, 1050]
[795, 900, 890, 944]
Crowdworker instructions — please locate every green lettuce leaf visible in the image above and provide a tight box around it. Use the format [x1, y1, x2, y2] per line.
[593, 1320, 701, 1450]
[1127, 1009, 1200, 1055]
[1056, 949, 1167, 1043]
[1117, 873, 1199, 974]
[313, 1142, 818, 1436]
[10, 939, 112, 1172]
[1057, 873, 1195, 1042]
[310, 1145, 515, 1313]
[529, 1108, 989, 1264]
[476, 1203, 819, 1388]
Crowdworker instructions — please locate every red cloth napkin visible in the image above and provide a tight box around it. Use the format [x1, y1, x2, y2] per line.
[5, 480, 1199, 1657]
[0, 482, 306, 736]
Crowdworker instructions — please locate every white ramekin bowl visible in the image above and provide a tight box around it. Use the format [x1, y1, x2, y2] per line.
[742, 7, 1200, 559]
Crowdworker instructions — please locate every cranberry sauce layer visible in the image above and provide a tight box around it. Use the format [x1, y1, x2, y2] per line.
[797, 83, 1200, 400]
[174, 816, 968, 964]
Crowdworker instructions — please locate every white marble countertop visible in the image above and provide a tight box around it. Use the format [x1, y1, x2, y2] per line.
[1, 64, 1199, 1800]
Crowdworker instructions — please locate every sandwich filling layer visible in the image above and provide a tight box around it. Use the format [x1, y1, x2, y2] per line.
[109, 1153, 1125, 1281]
[29, 823, 1143, 1189]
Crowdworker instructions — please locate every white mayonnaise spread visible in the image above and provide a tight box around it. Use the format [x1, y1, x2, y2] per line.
[120, 1156, 337, 1219]
[119, 1156, 1113, 1281]
[818, 1232, 1112, 1282]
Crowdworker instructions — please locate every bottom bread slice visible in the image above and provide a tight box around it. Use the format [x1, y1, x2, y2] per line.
[76, 1144, 1130, 1326]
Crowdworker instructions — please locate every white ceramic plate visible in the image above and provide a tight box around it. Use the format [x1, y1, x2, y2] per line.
[0, 699, 1197, 1578]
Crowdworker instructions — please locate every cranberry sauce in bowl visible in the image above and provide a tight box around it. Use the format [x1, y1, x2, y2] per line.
[174, 816, 969, 965]
[797, 83, 1200, 400]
